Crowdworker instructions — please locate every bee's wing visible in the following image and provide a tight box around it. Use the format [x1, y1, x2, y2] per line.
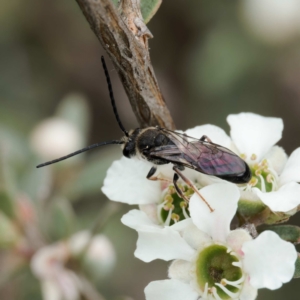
[151, 129, 247, 176]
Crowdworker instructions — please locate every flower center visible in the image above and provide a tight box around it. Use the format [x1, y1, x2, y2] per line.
[158, 184, 194, 226]
[196, 245, 244, 300]
[246, 157, 278, 193]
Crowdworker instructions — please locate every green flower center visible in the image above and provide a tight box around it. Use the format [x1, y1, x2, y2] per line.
[247, 158, 278, 193]
[159, 184, 194, 226]
[196, 245, 244, 300]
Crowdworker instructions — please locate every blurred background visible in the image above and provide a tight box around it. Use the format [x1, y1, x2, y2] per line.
[1, 0, 300, 299]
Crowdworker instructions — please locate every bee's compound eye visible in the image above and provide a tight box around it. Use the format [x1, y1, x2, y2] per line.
[123, 141, 135, 158]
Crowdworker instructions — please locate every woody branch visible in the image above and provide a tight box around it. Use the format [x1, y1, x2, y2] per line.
[75, 0, 175, 130]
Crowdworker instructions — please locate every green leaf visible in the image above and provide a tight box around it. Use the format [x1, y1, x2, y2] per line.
[141, 0, 162, 23]
[45, 197, 75, 241]
[0, 211, 20, 248]
[62, 148, 121, 201]
[0, 189, 15, 219]
[264, 211, 290, 225]
[294, 254, 300, 278]
[0, 149, 16, 219]
[112, 0, 162, 23]
[237, 198, 266, 217]
[19, 158, 52, 202]
[260, 225, 300, 244]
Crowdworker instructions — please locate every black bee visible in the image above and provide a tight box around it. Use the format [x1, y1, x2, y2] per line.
[37, 57, 251, 211]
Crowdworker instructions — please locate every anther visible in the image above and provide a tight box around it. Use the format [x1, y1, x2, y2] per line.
[164, 195, 173, 203]
[249, 177, 258, 186]
[255, 169, 262, 176]
[266, 174, 273, 183]
[171, 213, 180, 222]
[180, 201, 187, 208]
[163, 203, 174, 211]
[240, 153, 247, 160]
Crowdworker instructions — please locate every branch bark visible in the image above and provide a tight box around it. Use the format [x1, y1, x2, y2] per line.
[75, 0, 175, 130]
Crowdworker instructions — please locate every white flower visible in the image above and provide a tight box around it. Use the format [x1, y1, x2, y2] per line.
[144, 183, 297, 300]
[31, 231, 115, 300]
[226, 112, 300, 213]
[240, 0, 300, 44]
[30, 117, 82, 161]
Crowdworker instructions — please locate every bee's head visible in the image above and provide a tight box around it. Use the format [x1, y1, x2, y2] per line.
[122, 128, 141, 158]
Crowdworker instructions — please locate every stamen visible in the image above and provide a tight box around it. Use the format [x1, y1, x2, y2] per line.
[229, 250, 238, 257]
[163, 203, 174, 211]
[266, 174, 273, 183]
[268, 166, 279, 181]
[182, 206, 190, 219]
[258, 174, 266, 192]
[221, 274, 245, 287]
[255, 169, 262, 176]
[250, 153, 257, 161]
[211, 287, 222, 300]
[180, 201, 187, 208]
[232, 261, 242, 268]
[226, 246, 233, 253]
[169, 186, 176, 194]
[164, 194, 173, 203]
[203, 282, 209, 298]
[245, 184, 252, 192]
[156, 203, 165, 223]
[215, 283, 239, 298]
[249, 177, 258, 187]
[271, 179, 278, 191]
[164, 209, 173, 226]
[171, 213, 180, 223]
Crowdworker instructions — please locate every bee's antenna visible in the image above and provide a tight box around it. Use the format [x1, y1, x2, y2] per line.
[36, 140, 124, 168]
[101, 56, 129, 137]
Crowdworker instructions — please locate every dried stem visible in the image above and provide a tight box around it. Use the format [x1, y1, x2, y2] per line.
[75, 0, 175, 129]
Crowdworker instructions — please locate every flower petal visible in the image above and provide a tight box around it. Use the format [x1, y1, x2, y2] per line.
[139, 204, 160, 223]
[145, 279, 199, 300]
[279, 147, 300, 185]
[168, 260, 193, 283]
[134, 226, 195, 262]
[189, 183, 240, 242]
[182, 222, 212, 250]
[239, 276, 258, 300]
[226, 229, 252, 256]
[264, 146, 287, 175]
[122, 210, 195, 262]
[227, 113, 283, 161]
[185, 124, 231, 147]
[254, 182, 300, 212]
[242, 231, 297, 290]
[121, 209, 160, 231]
[102, 157, 161, 205]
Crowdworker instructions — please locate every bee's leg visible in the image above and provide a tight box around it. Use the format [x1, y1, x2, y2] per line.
[146, 166, 157, 180]
[146, 166, 172, 183]
[200, 135, 212, 143]
[173, 166, 214, 212]
[173, 173, 190, 203]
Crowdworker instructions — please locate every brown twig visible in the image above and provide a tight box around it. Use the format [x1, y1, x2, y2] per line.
[75, 0, 175, 130]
